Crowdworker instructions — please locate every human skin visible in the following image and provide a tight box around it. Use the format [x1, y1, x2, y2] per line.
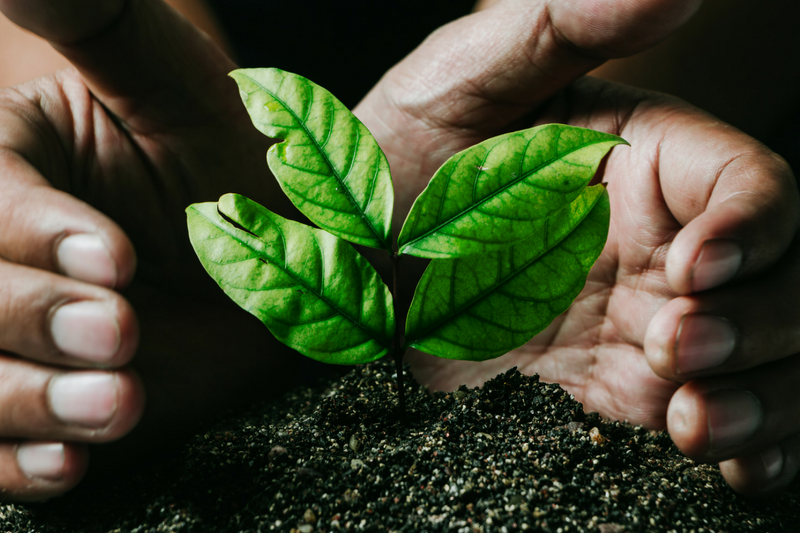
[0, 0, 797, 501]
[475, 0, 800, 144]
[357, 0, 800, 498]
[0, 0, 230, 87]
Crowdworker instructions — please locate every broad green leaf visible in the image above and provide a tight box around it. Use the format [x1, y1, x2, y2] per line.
[404, 185, 609, 361]
[398, 124, 625, 258]
[186, 194, 394, 364]
[231, 68, 394, 252]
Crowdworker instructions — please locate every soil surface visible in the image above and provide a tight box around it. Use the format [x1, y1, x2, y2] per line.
[2, 360, 798, 532]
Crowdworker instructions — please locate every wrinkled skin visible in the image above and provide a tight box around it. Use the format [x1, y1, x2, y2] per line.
[0, 0, 797, 501]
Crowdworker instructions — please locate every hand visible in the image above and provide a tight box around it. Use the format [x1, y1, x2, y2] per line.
[356, 0, 799, 497]
[0, 0, 304, 500]
[0, 0, 780, 502]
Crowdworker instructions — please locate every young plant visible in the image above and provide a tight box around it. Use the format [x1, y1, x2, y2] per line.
[186, 68, 626, 414]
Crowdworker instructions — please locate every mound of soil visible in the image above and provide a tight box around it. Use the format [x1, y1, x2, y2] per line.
[3, 360, 798, 532]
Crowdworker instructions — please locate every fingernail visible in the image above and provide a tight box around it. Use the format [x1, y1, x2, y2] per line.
[50, 301, 120, 363]
[691, 239, 742, 292]
[760, 444, 784, 481]
[56, 234, 117, 287]
[17, 442, 65, 481]
[675, 314, 737, 374]
[48, 373, 118, 428]
[707, 389, 762, 452]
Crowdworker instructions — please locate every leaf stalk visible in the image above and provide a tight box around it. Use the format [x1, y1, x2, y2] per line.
[391, 252, 407, 420]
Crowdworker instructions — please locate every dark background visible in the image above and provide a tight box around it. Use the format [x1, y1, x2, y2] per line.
[207, 0, 477, 109]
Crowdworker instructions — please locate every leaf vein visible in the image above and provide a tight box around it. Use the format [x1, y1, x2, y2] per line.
[240, 72, 389, 250]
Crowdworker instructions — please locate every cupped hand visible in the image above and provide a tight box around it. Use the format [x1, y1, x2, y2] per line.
[356, 0, 800, 497]
[0, 0, 303, 500]
[0, 0, 785, 502]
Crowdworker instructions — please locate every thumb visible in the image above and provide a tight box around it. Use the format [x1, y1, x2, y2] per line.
[357, 0, 702, 136]
[0, 0, 238, 130]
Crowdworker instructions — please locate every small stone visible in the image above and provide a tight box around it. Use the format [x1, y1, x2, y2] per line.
[590, 427, 607, 445]
[598, 524, 624, 533]
[304, 509, 317, 525]
[567, 421, 584, 432]
[343, 488, 360, 504]
[268, 445, 288, 460]
[296, 467, 321, 478]
[349, 435, 361, 452]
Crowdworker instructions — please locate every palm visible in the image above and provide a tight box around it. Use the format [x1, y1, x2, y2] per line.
[391, 78, 729, 429]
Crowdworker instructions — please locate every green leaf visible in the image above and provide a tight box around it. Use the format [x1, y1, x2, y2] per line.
[404, 185, 609, 361]
[397, 124, 625, 258]
[186, 193, 394, 364]
[230, 68, 394, 251]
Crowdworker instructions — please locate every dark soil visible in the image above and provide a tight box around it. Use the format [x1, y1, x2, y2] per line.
[3, 360, 798, 532]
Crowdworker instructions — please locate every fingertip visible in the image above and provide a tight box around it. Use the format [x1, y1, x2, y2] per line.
[689, 239, 743, 293]
[549, 0, 704, 57]
[667, 382, 709, 459]
[45, 369, 145, 443]
[9, 441, 88, 501]
[665, 151, 800, 296]
[100, 369, 145, 442]
[55, 230, 137, 290]
[719, 445, 783, 497]
[644, 297, 691, 379]
[720, 435, 800, 497]
[667, 233, 743, 295]
[48, 290, 139, 368]
[110, 292, 139, 367]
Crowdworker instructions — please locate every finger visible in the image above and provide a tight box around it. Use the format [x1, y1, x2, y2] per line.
[0, 149, 136, 289]
[0, 354, 144, 443]
[357, 0, 702, 135]
[718, 434, 800, 497]
[645, 240, 800, 378]
[0, 258, 137, 368]
[658, 125, 800, 294]
[0, 441, 87, 501]
[355, 0, 702, 216]
[0, 0, 238, 129]
[666, 355, 800, 468]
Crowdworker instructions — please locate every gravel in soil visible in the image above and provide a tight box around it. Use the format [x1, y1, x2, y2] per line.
[3, 360, 798, 532]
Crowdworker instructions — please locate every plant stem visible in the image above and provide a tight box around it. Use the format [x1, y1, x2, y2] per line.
[391, 252, 406, 420]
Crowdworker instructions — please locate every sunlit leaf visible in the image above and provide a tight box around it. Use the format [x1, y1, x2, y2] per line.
[231, 68, 394, 251]
[187, 194, 394, 364]
[398, 124, 624, 258]
[404, 185, 609, 360]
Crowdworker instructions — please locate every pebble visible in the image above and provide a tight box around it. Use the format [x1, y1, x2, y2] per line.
[267, 445, 287, 459]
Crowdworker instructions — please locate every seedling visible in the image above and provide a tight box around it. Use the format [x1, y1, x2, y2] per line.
[186, 68, 626, 415]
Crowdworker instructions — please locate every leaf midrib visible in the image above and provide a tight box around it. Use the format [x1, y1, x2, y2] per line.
[202, 206, 392, 351]
[401, 137, 611, 252]
[242, 72, 391, 251]
[404, 192, 603, 349]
